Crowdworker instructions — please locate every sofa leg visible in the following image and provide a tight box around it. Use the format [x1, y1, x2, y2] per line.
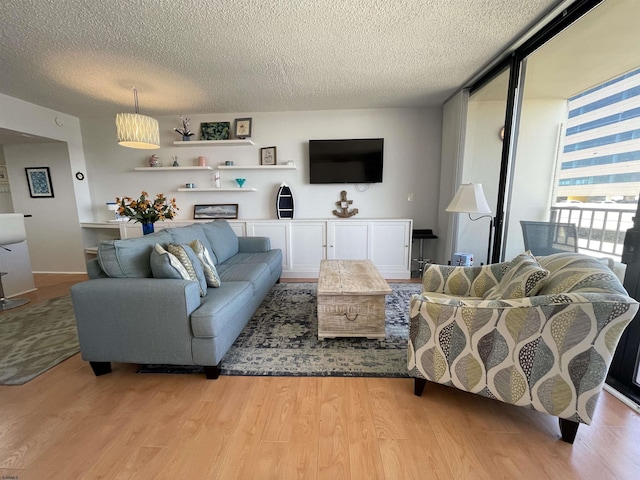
[414, 377, 427, 396]
[559, 418, 579, 443]
[89, 361, 112, 376]
[203, 364, 221, 379]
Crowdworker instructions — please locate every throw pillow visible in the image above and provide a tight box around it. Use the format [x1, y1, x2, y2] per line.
[483, 251, 549, 300]
[189, 239, 221, 288]
[167, 243, 208, 296]
[150, 244, 191, 280]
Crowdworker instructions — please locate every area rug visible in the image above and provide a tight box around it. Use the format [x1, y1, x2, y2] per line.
[142, 282, 422, 378]
[0, 296, 79, 385]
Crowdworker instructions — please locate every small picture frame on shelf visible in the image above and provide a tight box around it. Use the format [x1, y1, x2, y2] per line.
[194, 204, 238, 220]
[260, 146, 277, 165]
[234, 118, 252, 139]
[25, 167, 54, 198]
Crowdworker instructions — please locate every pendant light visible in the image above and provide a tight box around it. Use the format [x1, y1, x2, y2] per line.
[115, 87, 160, 149]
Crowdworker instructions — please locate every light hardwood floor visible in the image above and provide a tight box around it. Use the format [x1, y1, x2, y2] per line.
[1, 274, 640, 479]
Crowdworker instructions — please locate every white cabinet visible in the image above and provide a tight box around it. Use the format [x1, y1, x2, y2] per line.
[370, 221, 412, 274]
[289, 221, 326, 276]
[247, 221, 291, 272]
[327, 221, 369, 260]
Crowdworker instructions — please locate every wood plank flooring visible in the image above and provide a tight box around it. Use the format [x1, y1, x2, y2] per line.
[1, 274, 640, 479]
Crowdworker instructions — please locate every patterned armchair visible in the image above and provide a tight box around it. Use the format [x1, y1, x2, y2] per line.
[408, 252, 639, 443]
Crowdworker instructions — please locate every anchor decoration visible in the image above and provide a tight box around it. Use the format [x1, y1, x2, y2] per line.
[332, 190, 359, 218]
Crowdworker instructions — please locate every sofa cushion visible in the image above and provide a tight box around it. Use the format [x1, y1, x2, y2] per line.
[164, 224, 218, 264]
[189, 239, 221, 288]
[201, 220, 239, 264]
[222, 250, 282, 275]
[537, 252, 628, 295]
[190, 281, 254, 337]
[483, 251, 549, 300]
[167, 243, 208, 296]
[216, 262, 270, 295]
[98, 230, 173, 278]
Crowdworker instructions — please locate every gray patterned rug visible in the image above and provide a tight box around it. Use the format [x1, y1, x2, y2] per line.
[142, 282, 422, 377]
[0, 296, 79, 385]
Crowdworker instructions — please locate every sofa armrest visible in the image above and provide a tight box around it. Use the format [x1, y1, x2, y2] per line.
[70, 278, 202, 364]
[238, 236, 271, 253]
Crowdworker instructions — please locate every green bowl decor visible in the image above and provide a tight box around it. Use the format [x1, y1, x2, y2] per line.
[200, 122, 230, 140]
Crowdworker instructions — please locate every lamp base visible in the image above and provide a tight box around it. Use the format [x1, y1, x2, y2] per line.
[0, 297, 30, 311]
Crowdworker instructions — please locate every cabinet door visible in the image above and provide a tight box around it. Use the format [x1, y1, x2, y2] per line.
[228, 221, 246, 237]
[328, 221, 369, 260]
[370, 221, 411, 274]
[290, 221, 325, 275]
[247, 221, 290, 270]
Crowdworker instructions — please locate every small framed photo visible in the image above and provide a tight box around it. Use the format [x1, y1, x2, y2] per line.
[200, 122, 230, 140]
[234, 118, 252, 139]
[0, 166, 8, 184]
[194, 204, 238, 220]
[260, 146, 277, 165]
[25, 167, 54, 198]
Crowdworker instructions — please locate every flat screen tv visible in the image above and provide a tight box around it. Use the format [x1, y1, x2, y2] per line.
[309, 138, 384, 184]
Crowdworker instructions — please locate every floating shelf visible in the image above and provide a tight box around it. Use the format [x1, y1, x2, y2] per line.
[134, 166, 214, 171]
[177, 187, 258, 192]
[217, 165, 297, 170]
[173, 139, 255, 146]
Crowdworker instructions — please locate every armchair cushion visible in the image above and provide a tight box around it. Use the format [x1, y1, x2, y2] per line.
[483, 251, 549, 300]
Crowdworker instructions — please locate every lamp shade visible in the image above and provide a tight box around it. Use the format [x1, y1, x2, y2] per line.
[445, 183, 492, 214]
[115, 113, 160, 149]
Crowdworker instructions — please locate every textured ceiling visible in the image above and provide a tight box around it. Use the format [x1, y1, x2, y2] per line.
[0, 0, 561, 118]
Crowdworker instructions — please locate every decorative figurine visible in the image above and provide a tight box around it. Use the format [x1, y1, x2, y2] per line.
[333, 190, 358, 218]
[172, 156, 179, 167]
[148, 154, 161, 167]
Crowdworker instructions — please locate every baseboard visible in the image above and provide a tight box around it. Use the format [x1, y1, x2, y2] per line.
[603, 383, 640, 413]
[32, 271, 87, 275]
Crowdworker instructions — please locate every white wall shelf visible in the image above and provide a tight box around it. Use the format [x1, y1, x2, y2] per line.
[176, 187, 257, 192]
[173, 139, 255, 147]
[217, 165, 297, 170]
[134, 166, 214, 171]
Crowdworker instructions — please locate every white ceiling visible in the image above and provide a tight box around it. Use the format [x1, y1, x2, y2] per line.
[0, 0, 562, 119]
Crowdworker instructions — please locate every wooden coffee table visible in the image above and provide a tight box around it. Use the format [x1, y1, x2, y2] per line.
[317, 259, 393, 340]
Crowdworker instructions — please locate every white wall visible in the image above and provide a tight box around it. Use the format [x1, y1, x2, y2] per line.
[0, 93, 89, 273]
[0, 148, 13, 213]
[81, 108, 442, 229]
[502, 99, 567, 260]
[4, 143, 86, 272]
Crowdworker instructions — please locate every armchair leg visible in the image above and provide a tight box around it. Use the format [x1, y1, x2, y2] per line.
[89, 361, 112, 376]
[414, 377, 427, 396]
[559, 418, 579, 443]
[203, 364, 221, 379]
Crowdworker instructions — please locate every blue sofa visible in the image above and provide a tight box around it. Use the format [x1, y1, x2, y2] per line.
[70, 220, 282, 379]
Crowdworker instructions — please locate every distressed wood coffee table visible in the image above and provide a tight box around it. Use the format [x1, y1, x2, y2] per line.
[317, 259, 393, 340]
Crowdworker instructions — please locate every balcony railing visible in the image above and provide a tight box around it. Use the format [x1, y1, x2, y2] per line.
[550, 204, 637, 260]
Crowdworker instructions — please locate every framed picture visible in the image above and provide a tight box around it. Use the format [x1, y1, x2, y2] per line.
[193, 204, 238, 220]
[200, 122, 230, 140]
[260, 146, 277, 165]
[234, 118, 252, 139]
[0, 166, 8, 184]
[25, 167, 54, 198]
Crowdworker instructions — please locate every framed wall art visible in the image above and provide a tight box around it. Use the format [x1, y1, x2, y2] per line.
[25, 167, 54, 198]
[234, 118, 252, 139]
[200, 122, 230, 140]
[193, 204, 238, 220]
[260, 146, 277, 165]
[0, 166, 8, 184]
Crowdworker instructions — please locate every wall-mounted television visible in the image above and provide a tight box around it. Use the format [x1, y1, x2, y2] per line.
[309, 138, 384, 184]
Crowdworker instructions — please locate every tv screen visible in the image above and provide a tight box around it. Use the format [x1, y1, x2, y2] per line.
[309, 138, 384, 184]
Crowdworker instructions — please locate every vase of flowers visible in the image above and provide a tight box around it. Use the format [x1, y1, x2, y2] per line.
[174, 116, 194, 141]
[116, 191, 179, 234]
